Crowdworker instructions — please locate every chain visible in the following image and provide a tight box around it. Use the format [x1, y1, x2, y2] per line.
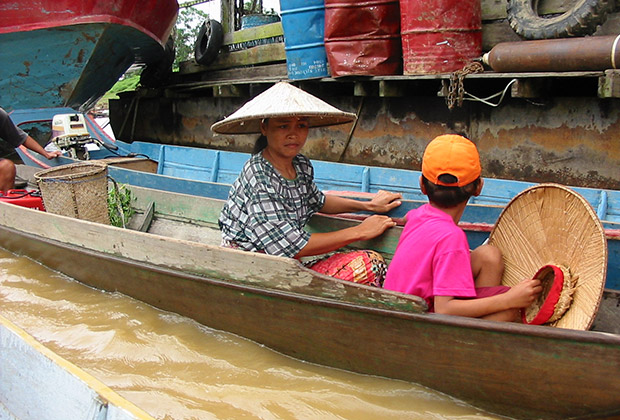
[446, 61, 484, 110]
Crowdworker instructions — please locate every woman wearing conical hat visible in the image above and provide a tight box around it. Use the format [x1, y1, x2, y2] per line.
[213, 82, 402, 286]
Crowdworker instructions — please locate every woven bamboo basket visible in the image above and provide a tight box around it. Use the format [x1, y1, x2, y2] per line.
[34, 162, 110, 224]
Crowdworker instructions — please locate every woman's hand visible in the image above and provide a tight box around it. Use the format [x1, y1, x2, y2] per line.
[296, 214, 397, 258]
[355, 214, 397, 241]
[366, 190, 402, 214]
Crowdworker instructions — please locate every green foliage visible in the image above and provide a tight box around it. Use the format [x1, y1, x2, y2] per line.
[173, 7, 209, 70]
[244, 1, 276, 15]
[100, 6, 206, 103]
[108, 183, 135, 228]
[244, 1, 261, 14]
[102, 72, 141, 101]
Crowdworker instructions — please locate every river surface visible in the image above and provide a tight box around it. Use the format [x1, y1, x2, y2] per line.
[0, 248, 502, 420]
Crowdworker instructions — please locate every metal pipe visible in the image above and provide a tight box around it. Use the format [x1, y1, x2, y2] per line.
[483, 35, 620, 72]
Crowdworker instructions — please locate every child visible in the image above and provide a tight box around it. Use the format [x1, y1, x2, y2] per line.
[383, 134, 542, 321]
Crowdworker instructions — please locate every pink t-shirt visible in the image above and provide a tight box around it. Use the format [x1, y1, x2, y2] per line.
[383, 204, 476, 311]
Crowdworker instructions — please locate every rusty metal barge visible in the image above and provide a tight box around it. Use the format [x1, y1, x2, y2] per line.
[109, 0, 620, 191]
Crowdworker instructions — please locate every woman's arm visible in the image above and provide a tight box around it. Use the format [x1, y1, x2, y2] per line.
[320, 190, 402, 215]
[295, 214, 396, 258]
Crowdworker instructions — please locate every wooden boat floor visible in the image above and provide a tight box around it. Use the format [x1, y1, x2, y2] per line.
[146, 218, 221, 246]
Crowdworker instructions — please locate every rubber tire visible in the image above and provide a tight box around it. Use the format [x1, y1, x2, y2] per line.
[507, 0, 613, 39]
[140, 36, 176, 88]
[194, 19, 224, 65]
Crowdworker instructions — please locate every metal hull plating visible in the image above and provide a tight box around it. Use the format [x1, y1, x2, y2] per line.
[0, 0, 177, 111]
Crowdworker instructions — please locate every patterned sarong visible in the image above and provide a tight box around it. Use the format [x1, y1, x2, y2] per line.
[304, 250, 387, 287]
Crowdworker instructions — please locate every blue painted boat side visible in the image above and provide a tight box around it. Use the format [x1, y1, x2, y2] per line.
[11, 108, 620, 228]
[1, 22, 165, 111]
[108, 166, 232, 201]
[118, 140, 620, 227]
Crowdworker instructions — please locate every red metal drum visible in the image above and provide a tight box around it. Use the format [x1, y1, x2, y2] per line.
[400, 0, 481, 74]
[324, 0, 402, 77]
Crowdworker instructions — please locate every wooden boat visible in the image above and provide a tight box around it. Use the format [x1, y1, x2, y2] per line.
[13, 108, 620, 289]
[0, 1, 178, 111]
[0, 183, 619, 419]
[0, 313, 154, 420]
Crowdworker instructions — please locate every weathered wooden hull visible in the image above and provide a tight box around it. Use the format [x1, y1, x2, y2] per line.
[0, 186, 619, 419]
[0, 314, 154, 420]
[0, 1, 177, 111]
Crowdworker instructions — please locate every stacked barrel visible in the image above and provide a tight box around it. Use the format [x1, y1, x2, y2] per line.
[324, 0, 402, 77]
[280, 0, 331, 79]
[279, 0, 482, 78]
[400, 0, 481, 74]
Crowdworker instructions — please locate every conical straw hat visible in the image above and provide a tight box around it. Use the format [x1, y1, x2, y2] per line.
[211, 82, 357, 134]
[488, 183, 607, 330]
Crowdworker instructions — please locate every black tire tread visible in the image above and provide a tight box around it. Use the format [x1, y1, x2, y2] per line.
[507, 0, 613, 39]
[194, 19, 224, 66]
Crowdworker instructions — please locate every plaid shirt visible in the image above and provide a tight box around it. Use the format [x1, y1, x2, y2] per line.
[219, 153, 326, 257]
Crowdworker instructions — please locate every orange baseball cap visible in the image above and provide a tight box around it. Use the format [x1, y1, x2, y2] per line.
[422, 134, 481, 187]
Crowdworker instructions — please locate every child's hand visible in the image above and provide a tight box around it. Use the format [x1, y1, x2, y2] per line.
[507, 278, 543, 309]
[367, 190, 402, 213]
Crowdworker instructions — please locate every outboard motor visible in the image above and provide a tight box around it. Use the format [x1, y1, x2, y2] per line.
[50, 113, 100, 160]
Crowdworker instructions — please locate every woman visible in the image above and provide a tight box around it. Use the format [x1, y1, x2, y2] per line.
[212, 82, 402, 286]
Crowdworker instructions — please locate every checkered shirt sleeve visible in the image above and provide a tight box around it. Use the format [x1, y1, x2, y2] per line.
[219, 153, 325, 257]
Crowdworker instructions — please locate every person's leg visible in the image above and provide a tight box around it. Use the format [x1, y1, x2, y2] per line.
[471, 245, 522, 322]
[471, 244, 504, 287]
[0, 159, 16, 193]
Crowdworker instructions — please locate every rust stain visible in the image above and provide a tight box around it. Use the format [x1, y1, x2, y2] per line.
[17, 61, 31, 77]
[181, 117, 201, 130]
[476, 123, 620, 189]
[58, 80, 77, 101]
[81, 31, 97, 43]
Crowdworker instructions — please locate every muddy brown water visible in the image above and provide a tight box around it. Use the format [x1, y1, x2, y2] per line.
[0, 248, 502, 420]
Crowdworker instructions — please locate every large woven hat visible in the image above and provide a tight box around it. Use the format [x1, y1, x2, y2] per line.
[488, 183, 607, 330]
[211, 82, 356, 134]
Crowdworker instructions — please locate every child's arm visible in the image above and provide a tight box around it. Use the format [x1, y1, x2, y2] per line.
[434, 278, 542, 320]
